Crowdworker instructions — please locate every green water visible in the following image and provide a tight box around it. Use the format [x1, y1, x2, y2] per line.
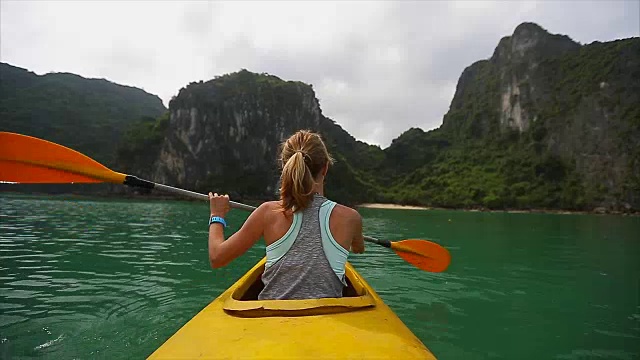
[1, 195, 639, 359]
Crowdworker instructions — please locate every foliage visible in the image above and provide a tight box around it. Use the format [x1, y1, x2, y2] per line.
[0, 63, 166, 166]
[366, 36, 639, 211]
[115, 113, 170, 175]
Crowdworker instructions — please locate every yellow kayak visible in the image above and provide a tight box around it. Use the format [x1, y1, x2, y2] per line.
[149, 258, 437, 359]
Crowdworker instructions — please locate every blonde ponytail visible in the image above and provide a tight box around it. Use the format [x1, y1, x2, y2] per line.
[279, 130, 334, 213]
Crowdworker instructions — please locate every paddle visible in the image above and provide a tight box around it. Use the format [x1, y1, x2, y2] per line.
[0, 131, 450, 272]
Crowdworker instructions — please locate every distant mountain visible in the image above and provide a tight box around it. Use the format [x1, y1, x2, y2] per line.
[3, 22, 638, 212]
[115, 70, 377, 204]
[124, 23, 638, 211]
[0, 63, 167, 166]
[386, 23, 640, 211]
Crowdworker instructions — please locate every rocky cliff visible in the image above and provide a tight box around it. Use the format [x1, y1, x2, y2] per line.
[432, 23, 639, 210]
[144, 70, 375, 203]
[492, 22, 581, 132]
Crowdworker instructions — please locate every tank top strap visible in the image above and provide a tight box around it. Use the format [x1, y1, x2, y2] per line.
[265, 211, 303, 268]
[319, 199, 349, 284]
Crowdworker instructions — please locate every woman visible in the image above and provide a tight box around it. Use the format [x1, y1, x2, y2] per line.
[207, 130, 365, 300]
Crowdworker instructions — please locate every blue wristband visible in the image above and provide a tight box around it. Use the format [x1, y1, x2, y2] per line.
[209, 216, 227, 228]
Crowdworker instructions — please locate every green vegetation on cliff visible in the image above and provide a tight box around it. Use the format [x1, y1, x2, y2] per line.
[0, 62, 166, 166]
[382, 34, 639, 211]
[380, 133, 586, 210]
[116, 113, 170, 175]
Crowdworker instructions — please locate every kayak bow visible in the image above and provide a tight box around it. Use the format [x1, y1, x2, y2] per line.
[149, 258, 437, 359]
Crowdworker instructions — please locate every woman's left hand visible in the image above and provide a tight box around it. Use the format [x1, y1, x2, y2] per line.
[209, 192, 230, 218]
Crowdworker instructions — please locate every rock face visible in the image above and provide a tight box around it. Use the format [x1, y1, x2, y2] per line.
[441, 23, 640, 210]
[151, 70, 362, 200]
[444, 23, 581, 136]
[492, 23, 580, 132]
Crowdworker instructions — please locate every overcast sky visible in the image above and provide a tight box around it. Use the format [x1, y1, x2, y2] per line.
[1, 1, 638, 147]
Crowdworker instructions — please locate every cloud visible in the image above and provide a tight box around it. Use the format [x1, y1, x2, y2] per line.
[1, 0, 638, 147]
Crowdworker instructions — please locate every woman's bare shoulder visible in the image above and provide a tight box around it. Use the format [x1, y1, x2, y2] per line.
[331, 203, 362, 222]
[256, 201, 281, 213]
[256, 201, 285, 218]
[260, 200, 281, 209]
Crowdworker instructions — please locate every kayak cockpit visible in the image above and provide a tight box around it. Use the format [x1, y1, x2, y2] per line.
[150, 257, 437, 360]
[223, 258, 376, 317]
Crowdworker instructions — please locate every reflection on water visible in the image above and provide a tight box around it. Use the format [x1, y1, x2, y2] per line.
[1, 195, 639, 359]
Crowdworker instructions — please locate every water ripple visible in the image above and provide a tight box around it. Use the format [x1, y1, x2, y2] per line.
[2, 196, 639, 360]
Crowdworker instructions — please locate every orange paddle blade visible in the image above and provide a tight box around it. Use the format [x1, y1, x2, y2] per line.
[390, 239, 451, 272]
[0, 132, 127, 184]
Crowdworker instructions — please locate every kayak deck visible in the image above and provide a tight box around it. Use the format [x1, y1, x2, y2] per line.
[149, 258, 436, 359]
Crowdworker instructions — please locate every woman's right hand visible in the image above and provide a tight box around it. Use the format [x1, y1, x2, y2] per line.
[209, 192, 230, 218]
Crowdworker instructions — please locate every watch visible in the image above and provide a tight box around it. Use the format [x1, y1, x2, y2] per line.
[209, 216, 227, 228]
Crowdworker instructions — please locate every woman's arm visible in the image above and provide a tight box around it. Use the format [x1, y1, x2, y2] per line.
[208, 193, 266, 268]
[350, 210, 365, 254]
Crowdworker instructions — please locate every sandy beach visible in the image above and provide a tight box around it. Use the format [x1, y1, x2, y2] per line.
[357, 203, 431, 210]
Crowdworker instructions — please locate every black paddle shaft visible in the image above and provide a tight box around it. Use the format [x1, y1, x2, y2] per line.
[364, 236, 392, 248]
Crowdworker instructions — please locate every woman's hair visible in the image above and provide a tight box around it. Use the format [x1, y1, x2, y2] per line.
[279, 130, 334, 213]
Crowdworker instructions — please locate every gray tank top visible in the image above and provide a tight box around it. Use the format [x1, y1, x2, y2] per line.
[258, 194, 346, 300]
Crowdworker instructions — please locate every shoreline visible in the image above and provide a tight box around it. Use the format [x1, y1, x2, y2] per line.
[356, 202, 638, 216]
[2, 192, 636, 216]
[357, 203, 431, 210]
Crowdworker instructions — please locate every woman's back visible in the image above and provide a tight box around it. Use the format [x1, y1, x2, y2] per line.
[259, 194, 347, 300]
[206, 130, 364, 300]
